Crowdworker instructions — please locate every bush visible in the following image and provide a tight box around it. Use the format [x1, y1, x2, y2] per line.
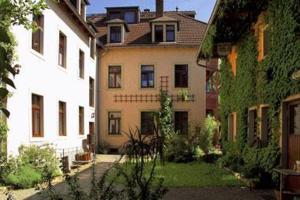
[17, 145, 61, 179]
[5, 165, 42, 188]
[241, 143, 280, 187]
[193, 116, 220, 154]
[218, 142, 243, 172]
[1, 144, 60, 188]
[164, 133, 196, 163]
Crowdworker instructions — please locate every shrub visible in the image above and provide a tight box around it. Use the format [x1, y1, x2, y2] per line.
[218, 142, 243, 172]
[164, 132, 196, 163]
[241, 143, 280, 187]
[1, 144, 60, 188]
[192, 116, 220, 154]
[5, 165, 42, 188]
[18, 144, 61, 179]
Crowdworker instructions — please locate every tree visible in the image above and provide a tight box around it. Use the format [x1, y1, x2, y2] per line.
[0, 0, 48, 117]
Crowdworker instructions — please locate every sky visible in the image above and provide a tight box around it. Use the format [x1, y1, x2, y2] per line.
[86, 0, 216, 22]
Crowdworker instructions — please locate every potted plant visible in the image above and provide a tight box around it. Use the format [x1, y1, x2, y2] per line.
[179, 89, 191, 101]
[75, 152, 91, 161]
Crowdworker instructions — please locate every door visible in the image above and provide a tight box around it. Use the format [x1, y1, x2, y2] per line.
[286, 99, 300, 169]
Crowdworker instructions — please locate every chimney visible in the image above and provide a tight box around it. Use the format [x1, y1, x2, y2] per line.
[156, 0, 164, 17]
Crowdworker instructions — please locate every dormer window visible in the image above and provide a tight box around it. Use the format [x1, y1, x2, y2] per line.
[166, 25, 175, 42]
[110, 26, 122, 43]
[151, 16, 178, 43]
[70, 0, 77, 9]
[155, 25, 164, 42]
[124, 11, 136, 23]
[110, 11, 121, 20]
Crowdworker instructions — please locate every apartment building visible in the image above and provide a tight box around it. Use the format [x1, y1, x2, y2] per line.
[6, 0, 97, 157]
[88, 0, 207, 151]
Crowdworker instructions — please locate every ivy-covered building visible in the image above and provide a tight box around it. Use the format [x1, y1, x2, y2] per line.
[197, 0, 300, 189]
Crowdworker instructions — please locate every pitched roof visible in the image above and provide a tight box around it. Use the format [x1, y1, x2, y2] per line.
[88, 11, 207, 47]
[150, 15, 178, 22]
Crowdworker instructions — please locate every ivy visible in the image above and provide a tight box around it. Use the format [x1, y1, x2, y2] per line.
[219, 58, 234, 142]
[201, 25, 216, 58]
[219, 0, 300, 170]
[234, 35, 258, 150]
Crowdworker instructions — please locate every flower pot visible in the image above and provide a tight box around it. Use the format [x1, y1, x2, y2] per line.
[75, 152, 91, 161]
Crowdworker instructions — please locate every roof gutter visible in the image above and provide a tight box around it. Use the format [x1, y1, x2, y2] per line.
[196, 0, 221, 65]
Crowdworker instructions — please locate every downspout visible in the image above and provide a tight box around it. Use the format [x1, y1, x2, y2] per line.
[94, 44, 102, 154]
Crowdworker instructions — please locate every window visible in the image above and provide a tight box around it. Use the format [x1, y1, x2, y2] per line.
[59, 101, 67, 136]
[89, 122, 94, 134]
[32, 94, 43, 137]
[90, 37, 95, 59]
[109, 11, 121, 20]
[124, 11, 136, 23]
[174, 111, 188, 134]
[141, 65, 154, 88]
[263, 27, 270, 57]
[248, 109, 258, 145]
[108, 112, 121, 135]
[70, 0, 77, 9]
[79, 49, 84, 78]
[80, 1, 85, 17]
[155, 25, 164, 42]
[58, 32, 67, 67]
[175, 65, 188, 88]
[108, 66, 121, 88]
[89, 77, 95, 107]
[261, 107, 271, 143]
[79, 106, 84, 135]
[141, 112, 155, 135]
[166, 25, 175, 42]
[287, 100, 300, 135]
[110, 26, 122, 43]
[32, 14, 44, 54]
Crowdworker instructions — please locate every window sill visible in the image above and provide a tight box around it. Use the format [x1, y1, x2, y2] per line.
[30, 49, 45, 61]
[107, 134, 123, 137]
[58, 135, 68, 140]
[30, 137, 45, 142]
[57, 65, 68, 73]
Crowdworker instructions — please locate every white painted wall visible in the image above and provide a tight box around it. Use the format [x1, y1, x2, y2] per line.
[6, 1, 96, 157]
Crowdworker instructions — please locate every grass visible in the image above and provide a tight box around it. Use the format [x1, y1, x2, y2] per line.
[112, 161, 242, 188]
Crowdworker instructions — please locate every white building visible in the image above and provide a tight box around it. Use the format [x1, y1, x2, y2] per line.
[6, 0, 98, 158]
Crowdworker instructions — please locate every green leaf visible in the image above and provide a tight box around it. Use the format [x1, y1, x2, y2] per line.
[2, 77, 15, 88]
[0, 88, 9, 99]
[0, 107, 10, 118]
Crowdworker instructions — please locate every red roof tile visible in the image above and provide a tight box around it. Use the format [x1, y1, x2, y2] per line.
[88, 11, 207, 47]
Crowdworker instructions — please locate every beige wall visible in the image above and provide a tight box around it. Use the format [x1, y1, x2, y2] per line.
[99, 47, 206, 149]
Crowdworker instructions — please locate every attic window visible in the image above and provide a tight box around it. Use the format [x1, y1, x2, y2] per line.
[70, 0, 77, 9]
[109, 11, 121, 20]
[124, 11, 136, 23]
[110, 26, 122, 43]
[166, 25, 175, 42]
[155, 25, 164, 42]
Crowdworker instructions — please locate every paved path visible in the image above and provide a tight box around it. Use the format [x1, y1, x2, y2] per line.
[0, 155, 122, 200]
[164, 187, 275, 200]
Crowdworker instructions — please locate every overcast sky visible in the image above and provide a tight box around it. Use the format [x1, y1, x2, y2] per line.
[87, 0, 216, 22]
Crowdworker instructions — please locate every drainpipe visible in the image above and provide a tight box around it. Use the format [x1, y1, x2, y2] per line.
[94, 44, 102, 154]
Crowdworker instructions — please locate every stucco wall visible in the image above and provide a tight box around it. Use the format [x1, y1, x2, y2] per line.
[6, 2, 96, 156]
[99, 47, 206, 149]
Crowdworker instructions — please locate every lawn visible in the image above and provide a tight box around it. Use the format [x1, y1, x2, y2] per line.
[115, 161, 242, 188]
